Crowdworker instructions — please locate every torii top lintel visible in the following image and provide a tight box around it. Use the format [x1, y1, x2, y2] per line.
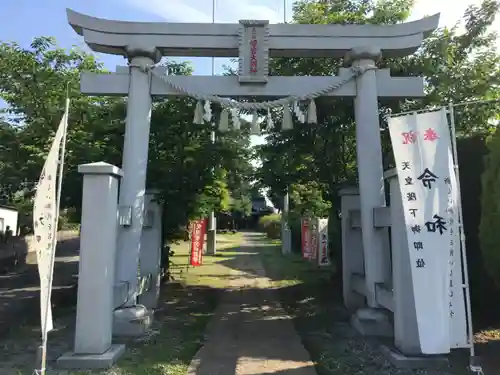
[67, 9, 439, 59]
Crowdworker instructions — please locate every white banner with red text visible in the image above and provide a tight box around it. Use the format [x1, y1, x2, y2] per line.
[388, 108, 467, 353]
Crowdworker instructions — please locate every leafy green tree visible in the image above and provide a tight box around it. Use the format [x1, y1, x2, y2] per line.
[0, 37, 254, 241]
[480, 129, 500, 287]
[255, 0, 499, 260]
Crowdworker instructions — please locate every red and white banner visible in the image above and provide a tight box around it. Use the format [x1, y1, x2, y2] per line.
[388, 108, 467, 353]
[310, 219, 318, 261]
[301, 218, 312, 259]
[317, 218, 330, 266]
[190, 219, 207, 267]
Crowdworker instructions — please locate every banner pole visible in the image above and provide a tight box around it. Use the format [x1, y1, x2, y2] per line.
[36, 96, 70, 375]
[448, 103, 481, 373]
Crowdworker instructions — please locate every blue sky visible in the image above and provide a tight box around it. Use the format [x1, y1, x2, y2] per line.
[0, 0, 497, 147]
[0, 0, 295, 77]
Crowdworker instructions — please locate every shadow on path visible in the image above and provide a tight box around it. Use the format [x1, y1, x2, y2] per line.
[0, 239, 79, 338]
[188, 232, 318, 375]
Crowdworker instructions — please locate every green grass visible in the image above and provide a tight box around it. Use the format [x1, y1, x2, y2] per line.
[259, 242, 400, 375]
[258, 242, 467, 375]
[169, 231, 243, 288]
[65, 232, 245, 375]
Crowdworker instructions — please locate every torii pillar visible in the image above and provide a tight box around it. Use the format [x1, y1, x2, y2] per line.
[347, 46, 393, 334]
[115, 45, 162, 310]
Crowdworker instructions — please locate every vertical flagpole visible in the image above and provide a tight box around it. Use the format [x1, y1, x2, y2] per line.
[448, 104, 480, 373]
[282, 0, 291, 255]
[37, 93, 70, 375]
[207, 0, 217, 255]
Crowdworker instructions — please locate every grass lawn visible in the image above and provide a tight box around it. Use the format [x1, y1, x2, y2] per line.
[69, 232, 244, 375]
[259, 241, 464, 375]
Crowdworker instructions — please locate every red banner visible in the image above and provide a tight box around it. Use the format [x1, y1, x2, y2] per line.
[301, 218, 311, 259]
[190, 218, 207, 267]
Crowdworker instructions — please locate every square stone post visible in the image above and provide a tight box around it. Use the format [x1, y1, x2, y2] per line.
[115, 44, 162, 307]
[281, 191, 291, 254]
[385, 170, 420, 355]
[338, 187, 365, 311]
[58, 162, 125, 369]
[138, 190, 163, 309]
[346, 46, 387, 308]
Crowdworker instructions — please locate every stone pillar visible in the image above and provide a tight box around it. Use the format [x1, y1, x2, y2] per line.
[281, 191, 291, 254]
[115, 44, 162, 307]
[206, 130, 217, 255]
[138, 190, 163, 310]
[387, 171, 420, 355]
[339, 187, 365, 311]
[206, 212, 216, 255]
[58, 162, 125, 369]
[346, 46, 386, 308]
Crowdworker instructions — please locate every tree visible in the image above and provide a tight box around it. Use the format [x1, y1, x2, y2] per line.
[0, 37, 254, 240]
[255, 0, 499, 258]
[479, 128, 500, 287]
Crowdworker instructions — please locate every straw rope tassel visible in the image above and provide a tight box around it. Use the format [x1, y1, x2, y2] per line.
[231, 108, 240, 130]
[193, 100, 204, 124]
[203, 100, 212, 122]
[267, 108, 274, 130]
[250, 112, 260, 135]
[282, 104, 293, 130]
[219, 107, 229, 132]
[307, 99, 317, 124]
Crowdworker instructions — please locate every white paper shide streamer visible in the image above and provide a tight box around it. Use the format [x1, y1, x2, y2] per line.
[33, 104, 68, 337]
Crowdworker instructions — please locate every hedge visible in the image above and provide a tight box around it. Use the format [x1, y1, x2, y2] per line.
[258, 213, 281, 239]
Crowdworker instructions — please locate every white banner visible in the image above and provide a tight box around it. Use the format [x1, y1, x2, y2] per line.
[33, 109, 67, 336]
[317, 218, 330, 266]
[388, 108, 467, 354]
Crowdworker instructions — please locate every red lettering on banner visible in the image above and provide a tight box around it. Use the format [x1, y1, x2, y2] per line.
[190, 218, 207, 267]
[423, 128, 439, 141]
[402, 131, 417, 144]
[301, 219, 311, 259]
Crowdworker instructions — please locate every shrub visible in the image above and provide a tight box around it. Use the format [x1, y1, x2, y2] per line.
[259, 213, 281, 239]
[479, 130, 500, 288]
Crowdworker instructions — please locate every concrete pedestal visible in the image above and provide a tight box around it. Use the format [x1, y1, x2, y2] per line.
[113, 305, 153, 336]
[350, 307, 393, 337]
[58, 345, 125, 370]
[57, 162, 124, 369]
[380, 345, 449, 370]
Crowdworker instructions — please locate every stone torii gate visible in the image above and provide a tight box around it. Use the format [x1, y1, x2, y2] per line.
[59, 8, 439, 369]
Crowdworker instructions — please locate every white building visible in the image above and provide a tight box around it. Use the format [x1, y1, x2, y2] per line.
[0, 205, 18, 236]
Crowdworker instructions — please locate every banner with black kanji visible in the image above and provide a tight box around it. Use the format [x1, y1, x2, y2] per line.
[388, 108, 467, 353]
